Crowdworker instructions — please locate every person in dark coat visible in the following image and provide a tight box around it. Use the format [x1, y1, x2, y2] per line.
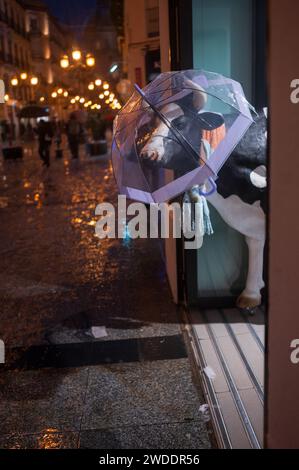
[66, 115, 82, 159]
[36, 120, 53, 167]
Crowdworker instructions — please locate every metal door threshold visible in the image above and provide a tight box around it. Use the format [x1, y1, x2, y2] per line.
[184, 307, 265, 449]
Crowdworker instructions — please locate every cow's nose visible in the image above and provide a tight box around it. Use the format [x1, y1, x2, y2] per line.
[149, 150, 158, 160]
[140, 150, 149, 159]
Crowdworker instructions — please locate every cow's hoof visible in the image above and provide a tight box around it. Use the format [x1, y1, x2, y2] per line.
[236, 294, 261, 310]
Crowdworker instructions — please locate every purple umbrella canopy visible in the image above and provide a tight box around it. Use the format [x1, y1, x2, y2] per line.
[112, 70, 255, 203]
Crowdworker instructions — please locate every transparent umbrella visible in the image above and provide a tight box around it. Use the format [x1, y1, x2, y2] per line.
[112, 70, 255, 203]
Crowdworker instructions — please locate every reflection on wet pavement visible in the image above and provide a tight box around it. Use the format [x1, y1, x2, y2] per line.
[0, 143, 211, 449]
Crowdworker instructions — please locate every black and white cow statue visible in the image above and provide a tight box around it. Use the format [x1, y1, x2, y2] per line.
[139, 79, 267, 309]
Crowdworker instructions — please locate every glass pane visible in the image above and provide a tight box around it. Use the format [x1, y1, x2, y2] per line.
[192, 0, 253, 101]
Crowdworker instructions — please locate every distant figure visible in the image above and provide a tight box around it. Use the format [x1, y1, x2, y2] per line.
[19, 122, 26, 140]
[36, 120, 53, 167]
[104, 123, 113, 150]
[66, 115, 82, 159]
[25, 122, 35, 141]
[1, 120, 9, 143]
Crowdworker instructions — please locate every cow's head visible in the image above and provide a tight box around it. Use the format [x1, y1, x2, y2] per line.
[138, 80, 224, 175]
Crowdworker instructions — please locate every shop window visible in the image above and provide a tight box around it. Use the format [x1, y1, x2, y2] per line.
[187, 0, 255, 302]
[192, 0, 253, 101]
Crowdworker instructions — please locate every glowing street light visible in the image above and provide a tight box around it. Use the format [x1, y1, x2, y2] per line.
[70, 98, 76, 104]
[60, 55, 69, 69]
[103, 83, 109, 90]
[20, 72, 28, 80]
[11, 77, 18, 86]
[79, 97, 85, 103]
[104, 90, 109, 96]
[86, 54, 95, 67]
[52, 91, 58, 98]
[63, 91, 68, 97]
[95, 79, 102, 86]
[4, 94, 9, 102]
[40, 96, 45, 102]
[31, 76, 38, 86]
[57, 88, 63, 94]
[72, 49, 82, 61]
[99, 93, 104, 99]
[75, 96, 80, 101]
[88, 82, 95, 91]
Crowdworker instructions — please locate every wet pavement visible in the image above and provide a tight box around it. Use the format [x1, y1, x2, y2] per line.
[0, 141, 211, 449]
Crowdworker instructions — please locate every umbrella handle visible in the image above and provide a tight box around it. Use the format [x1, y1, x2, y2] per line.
[198, 177, 217, 197]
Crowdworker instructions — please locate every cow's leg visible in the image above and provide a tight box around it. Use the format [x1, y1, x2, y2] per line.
[207, 192, 266, 308]
[237, 236, 265, 309]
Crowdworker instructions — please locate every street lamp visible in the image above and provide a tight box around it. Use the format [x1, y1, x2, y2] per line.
[88, 82, 95, 90]
[95, 79, 102, 87]
[60, 55, 70, 69]
[20, 72, 28, 80]
[72, 49, 82, 61]
[60, 51, 95, 69]
[11, 77, 18, 86]
[30, 76, 38, 86]
[86, 54, 95, 67]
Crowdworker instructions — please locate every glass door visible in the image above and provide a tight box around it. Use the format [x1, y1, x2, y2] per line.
[190, 0, 260, 304]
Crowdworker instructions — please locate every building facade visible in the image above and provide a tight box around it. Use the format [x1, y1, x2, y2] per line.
[0, 0, 33, 128]
[22, 0, 72, 98]
[123, 0, 161, 88]
[82, 0, 120, 80]
[0, 0, 74, 134]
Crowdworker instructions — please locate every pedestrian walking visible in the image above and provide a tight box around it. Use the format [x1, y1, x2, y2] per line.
[36, 120, 53, 168]
[66, 114, 82, 159]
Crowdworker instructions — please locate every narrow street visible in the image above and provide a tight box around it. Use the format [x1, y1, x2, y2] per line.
[0, 143, 211, 449]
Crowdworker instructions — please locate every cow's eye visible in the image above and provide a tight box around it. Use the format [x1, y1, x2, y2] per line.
[173, 118, 185, 130]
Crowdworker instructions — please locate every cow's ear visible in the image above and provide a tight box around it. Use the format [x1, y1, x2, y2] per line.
[197, 112, 224, 130]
